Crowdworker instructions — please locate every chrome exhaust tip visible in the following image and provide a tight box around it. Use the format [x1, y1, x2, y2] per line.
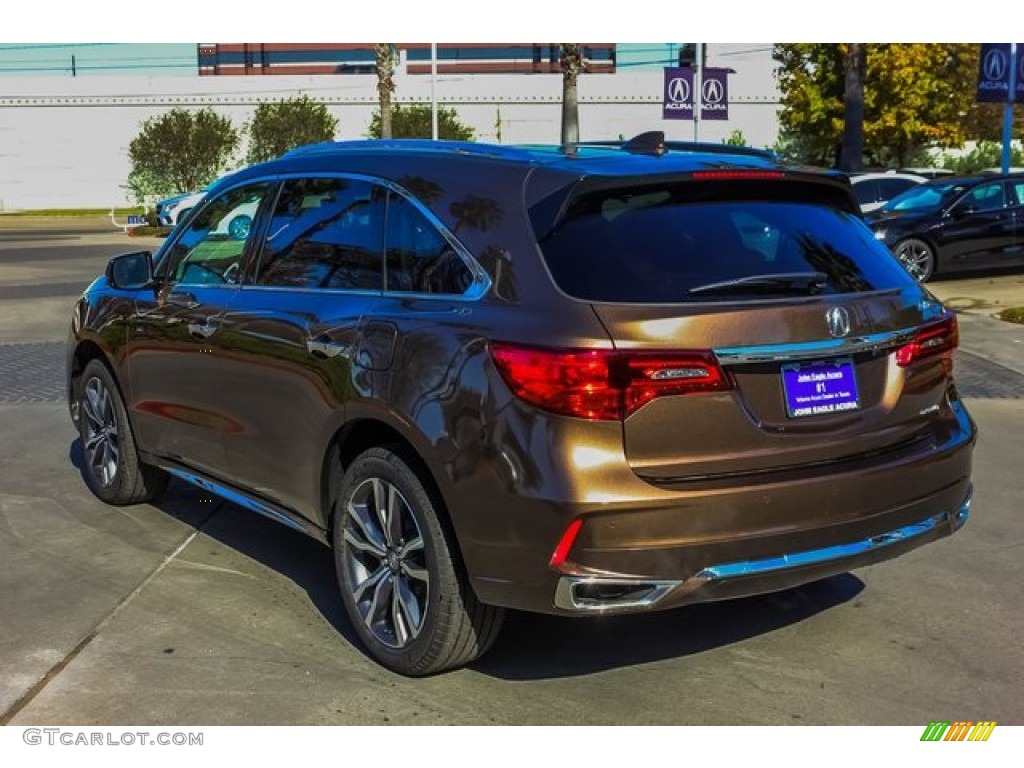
[554, 576, 679, 613]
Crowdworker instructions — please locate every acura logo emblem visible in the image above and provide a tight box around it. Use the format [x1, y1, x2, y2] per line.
[702, 78, 724, 104]
[983, 48, 1008, 81]
[668, 77, 691, 103]
[826, 307, 851, 338]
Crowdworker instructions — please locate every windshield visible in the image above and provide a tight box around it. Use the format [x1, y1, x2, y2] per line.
[536, 188, 916, 303]
[881, 181, 968, 213]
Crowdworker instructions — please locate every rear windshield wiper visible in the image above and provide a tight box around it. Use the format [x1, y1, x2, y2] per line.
[687, 271, 829, 296]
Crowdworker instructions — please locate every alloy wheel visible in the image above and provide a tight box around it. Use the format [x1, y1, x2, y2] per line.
[81, 377, 120, 487]
[894, 239, 934, 282]
[342, 477, 430, 649]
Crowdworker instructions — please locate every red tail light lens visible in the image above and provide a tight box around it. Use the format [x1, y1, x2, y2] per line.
[895, 315, 958, 367]
[489, 342, 733, 420]
[549, 519, 583, 568]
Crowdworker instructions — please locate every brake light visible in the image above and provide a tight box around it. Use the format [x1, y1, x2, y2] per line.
[895, 315, 958, 367]
[489, 342, 733, 420]
[691, 170, 785, 180]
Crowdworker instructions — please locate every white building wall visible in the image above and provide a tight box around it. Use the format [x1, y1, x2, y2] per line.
[0, 44, 781, 210]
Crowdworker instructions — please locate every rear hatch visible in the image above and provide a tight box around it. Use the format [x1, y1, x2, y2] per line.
[533, 173, 958, 483]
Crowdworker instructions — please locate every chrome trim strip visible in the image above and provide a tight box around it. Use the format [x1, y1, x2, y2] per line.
[166, 467, 306, 534]
[697, 511, 953, 581]
[713, 328, 917, 364]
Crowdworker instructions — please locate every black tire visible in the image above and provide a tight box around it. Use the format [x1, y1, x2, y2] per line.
[333, 446, 504, 675]
[77, 359, 168, 505]
[893, 237, 936, 282]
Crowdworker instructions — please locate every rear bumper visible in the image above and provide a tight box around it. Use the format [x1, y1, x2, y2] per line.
[554, 489, 970, 612]
[464, 396, 976, 616]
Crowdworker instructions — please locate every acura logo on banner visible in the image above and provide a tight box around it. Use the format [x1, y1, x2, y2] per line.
[663, 67, 730, 120]
[977, 43, 1024, 103]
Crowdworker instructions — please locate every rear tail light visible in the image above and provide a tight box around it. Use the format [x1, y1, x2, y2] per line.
[895, 315, 958, 367]
[489, 342, 733, 421]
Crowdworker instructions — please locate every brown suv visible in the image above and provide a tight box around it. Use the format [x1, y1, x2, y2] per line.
[67, 134, 975, 675]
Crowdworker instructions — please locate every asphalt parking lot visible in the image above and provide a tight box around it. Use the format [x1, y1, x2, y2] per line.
[1, 217, 1022, 725]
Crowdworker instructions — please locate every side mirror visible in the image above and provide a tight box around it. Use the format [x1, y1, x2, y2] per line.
[106, 251, 154, 290]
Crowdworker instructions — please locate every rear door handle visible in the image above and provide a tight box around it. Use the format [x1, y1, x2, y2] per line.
[306, 337, 351, 359]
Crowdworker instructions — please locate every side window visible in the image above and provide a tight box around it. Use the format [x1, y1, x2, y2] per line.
[256, 178, 385, 290]
[1011, 182, 1024, 207]
[164, 182, 272, 286]
[852, 180, 878, 205]
[877, 178, 917, 200]
[960, 183, 1006, 213]
[385, 193, 473, 294]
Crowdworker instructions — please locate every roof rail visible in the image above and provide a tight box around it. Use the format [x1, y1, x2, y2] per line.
[283, 139, 537, 162]
[575, 131, 778, 161]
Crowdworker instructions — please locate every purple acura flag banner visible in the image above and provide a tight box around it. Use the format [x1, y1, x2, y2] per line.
[663, 67, 730, 120]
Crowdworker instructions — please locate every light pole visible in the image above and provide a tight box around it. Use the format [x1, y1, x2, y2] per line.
[1001, 43, 1018, 174]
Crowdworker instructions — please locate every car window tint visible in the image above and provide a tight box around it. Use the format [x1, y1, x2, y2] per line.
[961, 183, 1006, 212]
[537, 189, 915, 303]
[852, 180, 878, 205]
[1010, 181, 1024, 206]
[385, 193, 473, 294]
[256, 179, 385, 290]
[877, 178, 918, 199]
[164, 182, 272, 286]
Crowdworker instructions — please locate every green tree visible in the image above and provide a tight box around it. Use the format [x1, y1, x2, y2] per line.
[245, 95, 338, 165]
[774, 44, 1001, 167]
[722, 129, 748, 147]
[127, 108, 237, 201]
[368, 104, 474, 141]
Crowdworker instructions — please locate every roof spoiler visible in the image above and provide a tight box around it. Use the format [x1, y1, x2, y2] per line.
[573, 131, 778, 161]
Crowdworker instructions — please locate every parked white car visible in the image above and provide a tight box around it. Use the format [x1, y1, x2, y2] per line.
[850, 172, 926, 213]
[155, 189, 207, 227]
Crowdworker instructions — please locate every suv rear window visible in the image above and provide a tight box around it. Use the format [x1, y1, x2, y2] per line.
[537, 185, 914, 303]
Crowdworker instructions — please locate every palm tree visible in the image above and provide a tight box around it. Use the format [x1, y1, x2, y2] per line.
[840, 43, 865, 172]
[375, 44, 397, 139]
[560, 44, 584, 145]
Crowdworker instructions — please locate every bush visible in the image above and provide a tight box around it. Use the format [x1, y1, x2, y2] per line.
[368, 104, 474, 141]
[938, 141, 1024, 175]
[246, 95, 338, 165]
[127, 108, 238, 202]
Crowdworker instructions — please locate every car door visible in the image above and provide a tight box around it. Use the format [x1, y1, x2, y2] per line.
[1009, 179, 1024, 262]
[938, 181, 1016, 267]
[214, 176, 386, 519]
[126, 181, 276, 478]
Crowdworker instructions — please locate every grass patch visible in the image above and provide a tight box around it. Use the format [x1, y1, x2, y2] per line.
[0, 208, 143, 217]
[998, 307, 1024, 325]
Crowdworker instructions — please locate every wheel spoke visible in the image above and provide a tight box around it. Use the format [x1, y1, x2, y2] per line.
[394, 575, 424, 635]
[363, 572, 393, 632]
[347, 501, 386, 554]
[84, 431, 105, 451]
[344, 526, 387, 560]
[83, 384, 103, 427]
[352, 564, 388, 604]
[398, 535, 423, 559]
[400, 560, 429, 585]
[386, 483, 404, 547]
[370, 478, 389, 539]
[391, 586, 409, 646]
